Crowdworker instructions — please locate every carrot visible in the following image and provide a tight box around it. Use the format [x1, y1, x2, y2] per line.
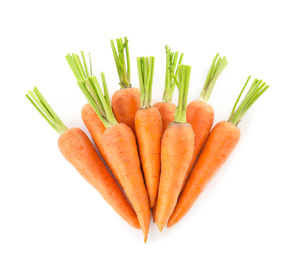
[168, 76, 269, 227]
[66, 52, 151, 242]
[153, 45, 184, 134]
[110, 37, 140, 134]
[180, 53, 228, 191]
[135, 56, 162, 208]
[26, 87, 140, 229]
[151, 47, 184, 217]
[155, 65, 194, 232]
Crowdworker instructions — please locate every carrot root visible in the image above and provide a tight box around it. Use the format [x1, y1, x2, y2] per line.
[135, 106, 162, 208]
[155, 122, 194, 231]
[58, 127, 140, 229]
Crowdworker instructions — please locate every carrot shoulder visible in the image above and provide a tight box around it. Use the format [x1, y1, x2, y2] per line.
[180, 54, 228, 191]
[110, 37, 140, 134]
[26, 87, 140, 229]
[155, 65, 194, 232]
[168, 76, 269, 227]
[66, 53, 150, 242]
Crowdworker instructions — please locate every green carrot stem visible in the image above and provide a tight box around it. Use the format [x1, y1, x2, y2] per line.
[162, 46, 184, 103]
[66, 52, 118, 128]
[137, 56, 155, 109]
[228, 76, 269, 125]
[110, 37, 131, 89]
[26, 87, 68, 135]
[199, 53, 228, 102]
[174, 65, 192, 123]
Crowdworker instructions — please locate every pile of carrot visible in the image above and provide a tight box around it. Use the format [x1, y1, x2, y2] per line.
[26, 37, 269, 242]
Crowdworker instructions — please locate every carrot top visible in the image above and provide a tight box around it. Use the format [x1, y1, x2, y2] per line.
[199, 53, 228, 102]
[163, 46, 184, 103]
[66, 52, 118, 128]
[173, 65, 191, 123]
[26, 87, 68, 135]
[137, 56, 155, 109]
[228, 76, 269, 126]
[111, 37, 131, 89]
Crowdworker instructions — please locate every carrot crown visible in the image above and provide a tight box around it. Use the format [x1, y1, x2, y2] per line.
[228, 76, 269, 126]
[137, 56, 155, 109]
[199, 53, 228, 102]
[173, 65, 191, 123]
[162, 45, 184, 103]
[26, 87, 68, 135]
[66, 52, 118, 128]
[110, 37, 131, 89]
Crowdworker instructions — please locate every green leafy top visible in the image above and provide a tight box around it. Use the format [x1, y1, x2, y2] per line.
[66, 52, 118, 128]
[110, 37, 131, 89]
[137, 56, 155, 109]
[26, 87, 68, 135]
[173, 65, 192, 123]
[228, 76, 269, 125]
[199, 53, 228, 102]
[162, 45, 184, 103]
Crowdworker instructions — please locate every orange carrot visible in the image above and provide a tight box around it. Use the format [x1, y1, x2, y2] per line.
[26, 87, 140, 229]
[153, 45, 184, 134]
[180, 54, 228, 191]
[110, 37, 140, 134]
[135, 56, 162, 208]
[66, 53, 151, 242]
[155, 65, 194, 232]
[151, 47, 184, 216]
[168, 76, 269, 227]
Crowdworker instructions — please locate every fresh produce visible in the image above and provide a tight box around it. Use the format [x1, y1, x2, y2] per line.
[110, 37, 140, 134]
[153, 46, 183, 134]
[180, 53, 228, 191]
[26, 87, 140, 229]
[65, 53, 151, 242]
[135, 56, 162, 208]
[26, 39, 270, 242]
[155, 65, 194, 232]
[168, 76, 269, 227]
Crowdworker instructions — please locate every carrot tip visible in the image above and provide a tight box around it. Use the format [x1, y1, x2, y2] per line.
[167, 221, 173, 228]
[144, 237, 148, 243]
[157, 224, 163, 232]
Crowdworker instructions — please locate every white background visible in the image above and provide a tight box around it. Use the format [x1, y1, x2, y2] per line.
[1, 0, 298, 259]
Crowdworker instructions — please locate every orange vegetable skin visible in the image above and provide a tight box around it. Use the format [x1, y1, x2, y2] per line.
[58, 127, 140, 229]
[180, 100, 214, 191]
[155, 122, 194, 231]
[102, 123, 151, 242]
[135, 106, 162, 208]
[153, 102, 176, 134]
[112, 88, 140, 134]
[168, 121, 240, 227]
